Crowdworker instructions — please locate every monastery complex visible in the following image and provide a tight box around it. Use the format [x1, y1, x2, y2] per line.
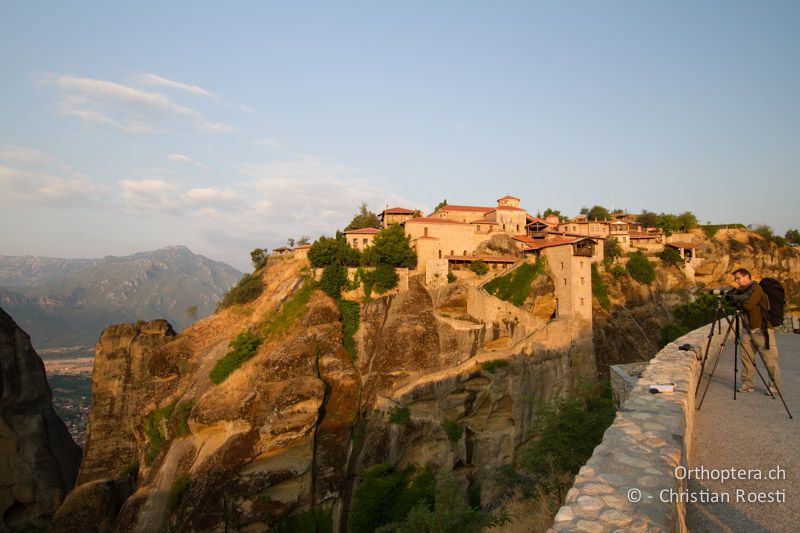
[288, 194, 699, 323]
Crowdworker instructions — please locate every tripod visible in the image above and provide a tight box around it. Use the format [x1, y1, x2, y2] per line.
[694, 299, 792, 418]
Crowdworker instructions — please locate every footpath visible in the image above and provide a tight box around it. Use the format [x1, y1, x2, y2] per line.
[687, 332, 799, 531]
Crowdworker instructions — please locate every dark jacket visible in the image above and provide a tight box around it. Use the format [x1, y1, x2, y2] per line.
[742, 282, 770, 330]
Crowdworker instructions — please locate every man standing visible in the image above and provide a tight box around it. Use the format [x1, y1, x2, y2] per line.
[733, 268, 781, 394]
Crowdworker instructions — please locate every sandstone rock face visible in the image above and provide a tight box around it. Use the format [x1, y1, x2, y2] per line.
[0, 306, 82, 530]
[54, 257, 594, 531]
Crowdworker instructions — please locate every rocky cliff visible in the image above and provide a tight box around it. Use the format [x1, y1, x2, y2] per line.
[53, 256, 595, 531]
[0, 306, 82, 531]
[592, 228, 800, 374]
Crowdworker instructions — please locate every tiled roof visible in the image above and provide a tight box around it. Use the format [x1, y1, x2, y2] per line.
[526, 218, 553, 226]
[382, 207, 416, 214]
[406, 217, 470, 225]
[344, 227, 380, 234]
[498, 195, 520, 201]
[437, 204, 494, 213]
[445, 254, 517, 262]
[494, 205, 526, 211]
[522, 236, 597, 251]
[667, 241, 697, 249]
[512, 235, 538, 244]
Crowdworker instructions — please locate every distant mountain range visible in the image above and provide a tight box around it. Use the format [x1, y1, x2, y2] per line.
[0, 246, 242, 350]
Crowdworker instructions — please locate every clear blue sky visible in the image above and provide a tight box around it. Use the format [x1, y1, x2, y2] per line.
[1, 1, 798, 271]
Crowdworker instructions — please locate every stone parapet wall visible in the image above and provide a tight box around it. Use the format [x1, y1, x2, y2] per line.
[551, 325, 722, 532]
[609, 362, 649, 408]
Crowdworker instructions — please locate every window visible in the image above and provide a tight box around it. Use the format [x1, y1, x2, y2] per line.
[516, 224, 520, 232]
[424, 227, 428, 237]
[580, 298, 585, 306]
[450, 250, 454, 256]
[560, 262, 564, 270]
[564, 278, 567, 286]
[463, 250, 467, 256]
[363, 239, 368, 245]
[476, 225, 480, 232]
[581, 277, 585, 286]
[352, 239, 358, 246]
[438, 249, 442, 259]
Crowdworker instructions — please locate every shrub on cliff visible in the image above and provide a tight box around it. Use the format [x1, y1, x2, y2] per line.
[469, 260, 489, 276]
[168, 474, 191, 512]
[350, 463, 435, 533]
[483, 258, 545, 307]
[591, 264, 610, 310]
[338, 299, 360, 360]
[625, 251, 655, 284]
[320, 263, 348, 299]
[656, 246, 683, 266]
[603, 237, 620, 266]
[442, 419, 464, 442]
[274, 507, 332, 533]
[218, 273, 264, 309]
[517, 379, 615, 494]
[209, 330, 261, 384]
[261, 279, 317, 340]
[362, 264, 399, 297]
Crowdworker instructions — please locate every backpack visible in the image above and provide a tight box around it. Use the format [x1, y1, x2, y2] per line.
[759, 278, 785, 328]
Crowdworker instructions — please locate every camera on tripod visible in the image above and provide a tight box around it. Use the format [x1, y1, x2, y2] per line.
[706, 285, 752, 307]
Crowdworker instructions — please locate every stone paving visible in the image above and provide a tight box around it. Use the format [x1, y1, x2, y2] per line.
[686, 331, 799, 532]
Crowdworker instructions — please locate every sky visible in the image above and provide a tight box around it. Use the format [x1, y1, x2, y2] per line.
[1, 1, 798, 271]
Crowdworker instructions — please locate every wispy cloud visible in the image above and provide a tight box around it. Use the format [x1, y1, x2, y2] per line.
[253, 138, 283, 149]
[0, 146, 57, 164]
[166, 153, 211, 169]
[131, 73, 217, 98]
[39, 74, 235, 135]
[0, 164, 108, 206]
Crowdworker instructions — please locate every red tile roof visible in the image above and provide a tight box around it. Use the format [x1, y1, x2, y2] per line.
[437, 204, 494, 213]
[494, 205, 526, 211]
[445, 254, 517, 262]
[667, 241, 697, 249]
[344, 227, 380, 234]
[498, 195, 520, 201]
[522, 236, 597, 252]
[382, 207, 416, 214]
[526, 218, 553, 226]
[513, 235, 538, 244]
[406, 217, 470, 225]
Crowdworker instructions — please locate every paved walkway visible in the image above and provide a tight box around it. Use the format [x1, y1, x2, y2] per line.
[687, 331, 799, 532]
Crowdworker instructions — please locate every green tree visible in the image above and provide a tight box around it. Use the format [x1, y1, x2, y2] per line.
[308, 234, 361, 267]
[586, 205, 610, 221]
[657, 246, 683, 266]
[298, 235, 311, 245]
[676, 211, 698, 232]
[345, 202, 382, 231]
[543, 207, 561, 218]
[250, 248, 268, 269]
[434, 199, 448, 212]
[287, 237, 295, 248]
[625, 251, 656, 284]
[364, 225, 417, 268]
[786, 228, 800, 245]
[656, 213, 680, 236]
[637, 210, 658, 227]
[579, 206, 589, 215]
[604, 237, 620, 265]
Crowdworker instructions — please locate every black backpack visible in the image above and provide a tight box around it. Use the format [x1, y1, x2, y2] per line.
[759, 277, 785, 328]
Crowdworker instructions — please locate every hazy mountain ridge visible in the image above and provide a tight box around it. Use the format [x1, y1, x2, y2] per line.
[0, 246, 242, 349]
[0, 255, 101, 287]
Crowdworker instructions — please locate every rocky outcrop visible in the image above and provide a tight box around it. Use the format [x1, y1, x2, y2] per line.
[0, 306, 82, 530]
[592, 229, 800, 376]
[53, 256, 596, 531]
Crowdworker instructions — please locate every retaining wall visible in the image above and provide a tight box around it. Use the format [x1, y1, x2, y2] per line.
[551, 325, 723, 532]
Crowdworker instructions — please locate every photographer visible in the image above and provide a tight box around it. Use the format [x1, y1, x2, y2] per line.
[732, 268, 781, 394]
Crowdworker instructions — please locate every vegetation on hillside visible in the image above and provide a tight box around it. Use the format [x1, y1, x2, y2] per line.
[144, 402, 176, 465]
[658, 292, 727, 347]
[362, 224, 417, 268]
[656, 246, 683, 266]
[208, 330, 262, 384]
[603, 237, 620, 266]
[497, 379, 615, 517]
[591, 264, 610, 310]
[260, 279, 318, 340]
[349, 464, 505, 533]
[625, 251, 656, 284]
[168, 474, 191, 512]
[637, 210, 698, 235]
[469, 260, 489, 276]
[483, 258, 545, 306]
[218, 273, 264, 309]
